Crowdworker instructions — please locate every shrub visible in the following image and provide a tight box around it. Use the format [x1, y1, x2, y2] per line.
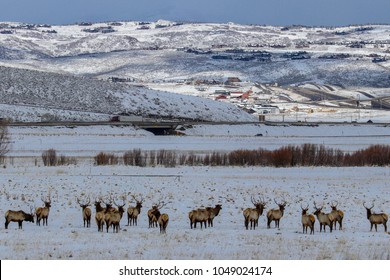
[123, 149, 147, 167]
[42, 149, 58, 166]
[95, 152, 119, 165]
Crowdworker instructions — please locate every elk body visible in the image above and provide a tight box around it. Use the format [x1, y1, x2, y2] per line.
[148, 206, 160, 228]
[243, 196, 266, 230]
[5, 208, 34, 229]
[206, 204, 222, 227]
[105, 200, 126, 233]
[267, 199, 287, 229]
[158, 213, 169, 234]
[94, 200, 106, 232]
[313, 203, 334, 232]
[148, 201, 167, 228]
[36, 196, 51, 226]
[189, 204, 222, 229]
[330, 202, 344, 230]
[301, 205, 315, 234]
[127, 195, 143, 226]
[188, 208, 208, 229]
[363, 203, 388, 232]
[77, 197, 91, 228]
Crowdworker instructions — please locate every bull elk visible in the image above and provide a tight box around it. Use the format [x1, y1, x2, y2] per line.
[127, 194, 143, 226]
[301, 204, 315, 234]
[313, 202, 334, 232]
[330, 201, 344, 230]
[105, 199, 126, 233]
[5, 207, 34, 229]
[243, 196, 266, 230]
[158, 213, 169, 234]
[267, 199, 287, 229]
[148, 200, 167, 228]
[363, 202, 388, 232]
[76, 196, 92, 228]
[36, 195, 51, 226]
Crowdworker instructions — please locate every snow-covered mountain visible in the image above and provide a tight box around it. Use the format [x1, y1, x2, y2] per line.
[1, 20, 389, 85]
[0, 20, 389, 121]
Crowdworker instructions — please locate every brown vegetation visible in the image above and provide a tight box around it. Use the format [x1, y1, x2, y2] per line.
[91, 144, 390, 168]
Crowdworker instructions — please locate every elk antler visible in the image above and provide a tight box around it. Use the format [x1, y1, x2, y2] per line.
[330, 200, 338, 208]
[114, 197, 126, 208]
[131, 194, 144, 204]
[301, 203, 309, 210]
[313, 201, 323, 210]
[363, 202, 374, 209]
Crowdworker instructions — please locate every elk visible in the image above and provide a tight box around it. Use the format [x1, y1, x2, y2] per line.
[330, 201, 344, 230]
[267, 199, 287, 229]
[313, 202, 334, 232]
[363, 202, 388, 232]
[189, 208, 208, 229]
[148, 200, 167, 228]
[243, 196, 267, 230]
[127, 194, 143, 226]
[301, 204, 315, 234]
[36, 195, 51, 226]
[206, 204, 222, 227]
[76, 196, 92, 228]
[94, 199, 105, 232]
[105, 199, 126, 233]
[5, 207, 34, 229]
[102, 196, 116, 228]
[158, 213, 169, 234]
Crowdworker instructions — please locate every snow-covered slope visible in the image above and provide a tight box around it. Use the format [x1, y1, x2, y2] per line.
[1, 20, 390, 122]
[0, 21, 389, 86]
[0, 66, 255, 122]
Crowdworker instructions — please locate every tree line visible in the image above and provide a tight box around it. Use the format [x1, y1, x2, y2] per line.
[88, 144, 390, 167]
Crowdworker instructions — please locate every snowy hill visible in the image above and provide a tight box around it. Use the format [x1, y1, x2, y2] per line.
[0, 66, 255, 122]
[1, 21, 389, 86]
[1, 20, 390, 122]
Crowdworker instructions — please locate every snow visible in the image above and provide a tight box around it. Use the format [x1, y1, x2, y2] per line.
[0, 20, 390, 262]
[1, 124, 390, 260]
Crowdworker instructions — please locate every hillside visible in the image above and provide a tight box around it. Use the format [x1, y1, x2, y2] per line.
[0, 66, 255, 122]
[1, 21, 389, 86]
[1, 20, 390, 122]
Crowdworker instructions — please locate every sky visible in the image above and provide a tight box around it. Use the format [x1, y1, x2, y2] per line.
[1, 0, 389, 27]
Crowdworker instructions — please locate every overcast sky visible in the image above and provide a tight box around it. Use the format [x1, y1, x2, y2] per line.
[1, 0, 389, 26]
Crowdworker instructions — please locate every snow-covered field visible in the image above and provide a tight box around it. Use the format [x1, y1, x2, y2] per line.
[1, 124, 389, 260]
[1, 20, 389, 261]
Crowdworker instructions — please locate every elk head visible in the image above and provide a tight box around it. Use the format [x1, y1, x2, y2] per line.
[330, 201, 339, 211]
[131, 194, 144, 209]
[301, 204, 309, 215]
[114, 198, 126, 214]
[251, 195, 267, 215]
[363, 202, 374, 219]
[26, 206, 35, 223]
[76, 196, 91, 209]
[41, 195, 52, 209]
[313, 201, 324, 215]
[274, 198, 287, 212]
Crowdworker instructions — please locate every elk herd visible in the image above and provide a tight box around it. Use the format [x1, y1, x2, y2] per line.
[3, 193, 389, 235]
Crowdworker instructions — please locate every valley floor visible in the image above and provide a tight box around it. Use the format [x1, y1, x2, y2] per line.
[0, 124, 389, 260]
